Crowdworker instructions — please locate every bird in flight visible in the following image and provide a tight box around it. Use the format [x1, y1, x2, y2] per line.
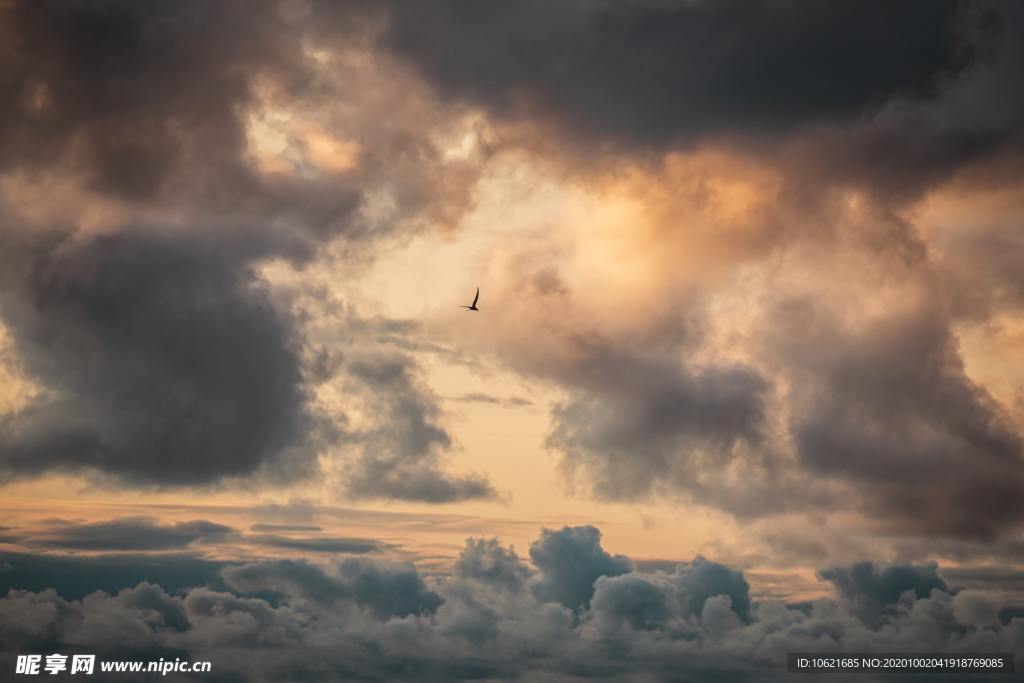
[461, 287, 480, 311]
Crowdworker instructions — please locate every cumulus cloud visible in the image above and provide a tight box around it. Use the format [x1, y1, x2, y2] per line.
[454, 537, 533, 592]
[528, 525, 633, 610]
[222, 557, 444, 619]
[1, 528, 1022, 682]
[818, 561, 950, 626]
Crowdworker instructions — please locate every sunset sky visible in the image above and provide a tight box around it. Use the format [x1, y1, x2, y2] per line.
[2, 1, 1024, 680]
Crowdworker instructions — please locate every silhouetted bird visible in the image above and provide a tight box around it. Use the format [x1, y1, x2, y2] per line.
[461, 287, 480, 311]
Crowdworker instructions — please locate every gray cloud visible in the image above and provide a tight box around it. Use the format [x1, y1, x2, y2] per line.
[773, 302, 1024, 539]
[528, 525, 633, 610]
[589, 556, 752, 636]
[540, 326, 773, 509]
[0, 229, 319, 486]
[944, 566, 1024, 595]
[26, 517, 234, 551]
[447, 392, 534, 408]
[382, 1, 967, 148]
[667, 556, 752, 622]
[0, 1, 297, 200]
[7, 515, 391, 557]
[818, 561, 950, 626]
[2, 527, 1023, 682]
[246, 534, 383, 555]
[0, 552, 229, 601]
[342, 352, 497, 503]
[0, 0, 500, 502]
[223, 557, 444, 620]
[453, 537, 532, 592]
[381, 0, 1024, 205]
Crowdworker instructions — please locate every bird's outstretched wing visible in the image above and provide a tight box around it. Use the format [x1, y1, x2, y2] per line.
[471, 287, 479, 307]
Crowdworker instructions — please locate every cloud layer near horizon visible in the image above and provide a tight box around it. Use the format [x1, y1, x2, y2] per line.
[2, 525, 1022, 682]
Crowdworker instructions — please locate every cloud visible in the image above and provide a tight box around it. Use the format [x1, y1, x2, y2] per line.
[0, 0, 499, 501]
[382, 1, 1024, 204]
[590, 555, 752, 635]
[342, 352, 497, 503]
[944, 566, 1024, 594]
[447, 392, 533, 408]
[589, 573, 673, 632]
[246, 534, 383, 555]
[2, 527, 1023, 682]
[818, 561, 950, 625]
[535, 322, 775, 511]
[453, 537, 532, 592]
[26, 517, 234, 551]
[0, 1, 302, 200]
[0, 552, 229, 601]
[381, 1, 967, 147]
[0, 229, 319, 486]
[668, 556, 752, 622]
[773, 302, 1024, 539]
[528, 525, 633, 610]
[222, 557, 444, 619]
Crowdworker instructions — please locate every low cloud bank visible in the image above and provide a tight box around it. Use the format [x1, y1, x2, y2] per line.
[1, 525, 1021, 682]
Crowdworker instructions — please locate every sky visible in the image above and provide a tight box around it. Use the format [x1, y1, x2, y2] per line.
[1, 1, 1024, 680]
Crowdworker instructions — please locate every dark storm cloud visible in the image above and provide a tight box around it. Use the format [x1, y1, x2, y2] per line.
[0, 227, 496, 496]
[27, 517, 234, 551]
[528, 525, 633, 610]
[818, 561, 950, 624]
[382, 0, 966, 146]
[0, 0, 367, 491]
[342, 353, 497, 502]
[0, 228, 319, 486]
[380, 1, 1024, 204]
[773, 301, 1024, 539]
[0, 0, 501, 501]
[3, 528, 1022, 682]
